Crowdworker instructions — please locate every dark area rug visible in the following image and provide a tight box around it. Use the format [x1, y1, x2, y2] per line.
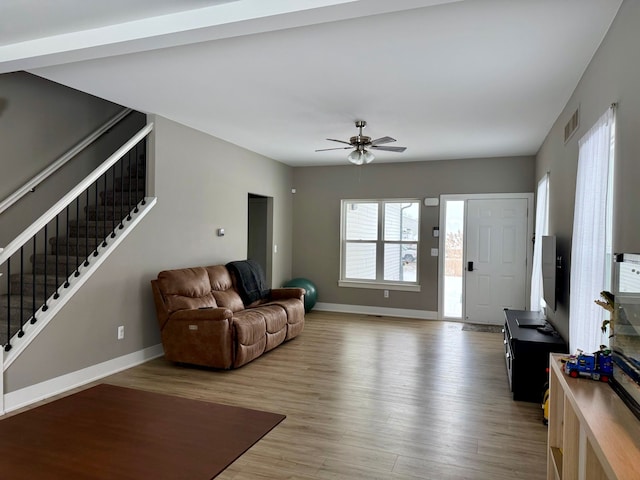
[462, 323, 503, 333]
[0, 384, 285, 479]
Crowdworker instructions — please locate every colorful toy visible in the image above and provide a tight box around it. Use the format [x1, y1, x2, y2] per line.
[542, 386, 550, 425]
[564, 347, 613, 382]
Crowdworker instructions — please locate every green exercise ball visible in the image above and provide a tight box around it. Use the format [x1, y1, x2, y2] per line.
[283, 277, 317, 312]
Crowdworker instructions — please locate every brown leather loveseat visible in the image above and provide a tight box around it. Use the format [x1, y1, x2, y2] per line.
[151, 264, 305, 369]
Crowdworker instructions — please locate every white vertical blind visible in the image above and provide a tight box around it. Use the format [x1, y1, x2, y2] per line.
[531, 173, 549, 312]
[569, 107, 615, 353]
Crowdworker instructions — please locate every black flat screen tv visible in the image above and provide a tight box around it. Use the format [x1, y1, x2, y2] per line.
[542, 235, 557, 312]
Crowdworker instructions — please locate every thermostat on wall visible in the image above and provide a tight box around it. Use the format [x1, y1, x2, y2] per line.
[424, 197, 439, 207]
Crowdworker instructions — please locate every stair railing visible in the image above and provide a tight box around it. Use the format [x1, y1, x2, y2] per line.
[0, 108, 133, 218]
[0, 121, 154, 353]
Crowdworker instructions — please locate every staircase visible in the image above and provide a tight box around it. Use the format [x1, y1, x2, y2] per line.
[0, 156, 147, 349]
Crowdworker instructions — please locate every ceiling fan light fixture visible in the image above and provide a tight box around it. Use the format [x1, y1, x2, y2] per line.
[347, 149, 365, 165]
[318, 120, 403, 165]
[347, 149, 375, 165]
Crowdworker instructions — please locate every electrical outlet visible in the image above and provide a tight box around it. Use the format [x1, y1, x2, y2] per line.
[384, 290, 389, 298]
[117, 325, 125, 340]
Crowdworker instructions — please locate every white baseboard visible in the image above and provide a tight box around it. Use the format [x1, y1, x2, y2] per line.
[3, 344, 164, 415]
[314, 302, 438, 320]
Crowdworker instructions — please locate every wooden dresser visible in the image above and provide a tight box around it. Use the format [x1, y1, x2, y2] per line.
[547, 354, 640, 479]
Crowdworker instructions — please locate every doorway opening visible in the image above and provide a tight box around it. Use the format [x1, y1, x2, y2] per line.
[247, 193, 273, 287]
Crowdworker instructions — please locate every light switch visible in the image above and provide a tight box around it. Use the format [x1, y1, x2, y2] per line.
[431, 248, 439, 257]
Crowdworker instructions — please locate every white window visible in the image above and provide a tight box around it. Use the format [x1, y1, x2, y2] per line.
[340, 199, 420, 291]
[569, 106, 616, 353]
[531, 173, 550, 312]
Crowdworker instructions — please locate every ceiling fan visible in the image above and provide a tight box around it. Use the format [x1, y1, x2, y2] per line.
[315, 120, 407, 165]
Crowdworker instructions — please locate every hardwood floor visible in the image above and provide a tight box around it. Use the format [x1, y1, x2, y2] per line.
[101, 311, 548, 479]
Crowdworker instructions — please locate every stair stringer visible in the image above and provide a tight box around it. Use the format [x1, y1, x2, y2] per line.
[1, 197, 156, 373]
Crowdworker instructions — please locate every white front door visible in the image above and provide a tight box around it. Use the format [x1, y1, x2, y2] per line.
[464, 198, 529, 324]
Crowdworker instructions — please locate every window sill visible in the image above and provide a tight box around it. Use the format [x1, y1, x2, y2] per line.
[338, 281, 421, 292]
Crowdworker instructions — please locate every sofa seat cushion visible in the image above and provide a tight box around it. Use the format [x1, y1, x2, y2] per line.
[265, 328, 287, 352]
[157, 267, 217, 313]
[285, 319, 304, 340]
[265, 299, 304, 340]
[253, 305, 287, 333]
[232, 310, 266, 346]
[266, 299, 304, 325]
[232, 309, 267, 367]
[252, 305, 288, 352]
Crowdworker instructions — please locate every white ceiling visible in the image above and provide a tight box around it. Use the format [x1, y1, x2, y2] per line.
[0, 0, 623, 167]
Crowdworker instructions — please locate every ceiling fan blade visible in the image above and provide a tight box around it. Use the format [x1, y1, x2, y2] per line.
[315, 146, 353, 152]
[371, 145, 407, 152]
[370, 136, 396, 146]
[326, 138, 353, 146]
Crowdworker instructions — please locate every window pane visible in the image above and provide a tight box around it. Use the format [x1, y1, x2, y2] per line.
[345, 203, 378, 240]
[341, 199, 421, 286]
[444, 200, 464, 318]
[345, 242, 376, 279]
[384, 243, 417, 282]
[384, 202, 419, 241]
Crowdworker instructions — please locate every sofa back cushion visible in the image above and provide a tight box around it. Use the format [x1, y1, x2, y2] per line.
[205, 265, 245, 312]
[157, 267, 217, 314]
[205, 265, 232, 290]
[212, 290, 244, 312]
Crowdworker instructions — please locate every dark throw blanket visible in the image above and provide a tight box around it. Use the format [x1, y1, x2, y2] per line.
[226, 260, 271, 305]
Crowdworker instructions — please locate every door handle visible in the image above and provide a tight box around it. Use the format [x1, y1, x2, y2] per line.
[468, 261, 474, 272]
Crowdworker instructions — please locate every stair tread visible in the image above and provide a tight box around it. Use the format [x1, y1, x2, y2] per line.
[0, 295, 39, 309]
[32, 253, 84, 261]
[49, 236, 101, 245]
[68, 219, 131, 228]
[10, 273, 59, 281]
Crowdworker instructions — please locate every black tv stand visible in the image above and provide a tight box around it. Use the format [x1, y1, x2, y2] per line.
[503, 309, 567, 402]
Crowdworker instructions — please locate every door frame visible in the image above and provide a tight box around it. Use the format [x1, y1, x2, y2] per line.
[247, 193, 274, 287]
[437, 193, 534, 321]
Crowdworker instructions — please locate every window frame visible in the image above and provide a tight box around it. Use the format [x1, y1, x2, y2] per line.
[339, 198, 421, 292]
[569, 107, 616, 353]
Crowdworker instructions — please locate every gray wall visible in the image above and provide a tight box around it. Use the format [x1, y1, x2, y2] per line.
[291, 156, 534, 313]
[535, 0, 640, 341]
[6, 115, 294, 392]
[0, 72, 131, 245]
[9, 0, 639, 391]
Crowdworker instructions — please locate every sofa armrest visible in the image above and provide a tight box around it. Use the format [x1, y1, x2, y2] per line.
[270, 287, 305, 301]
[161, 307, 235, 369]
[169, 307, 233, 322]
[151, 279, 170, 330]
